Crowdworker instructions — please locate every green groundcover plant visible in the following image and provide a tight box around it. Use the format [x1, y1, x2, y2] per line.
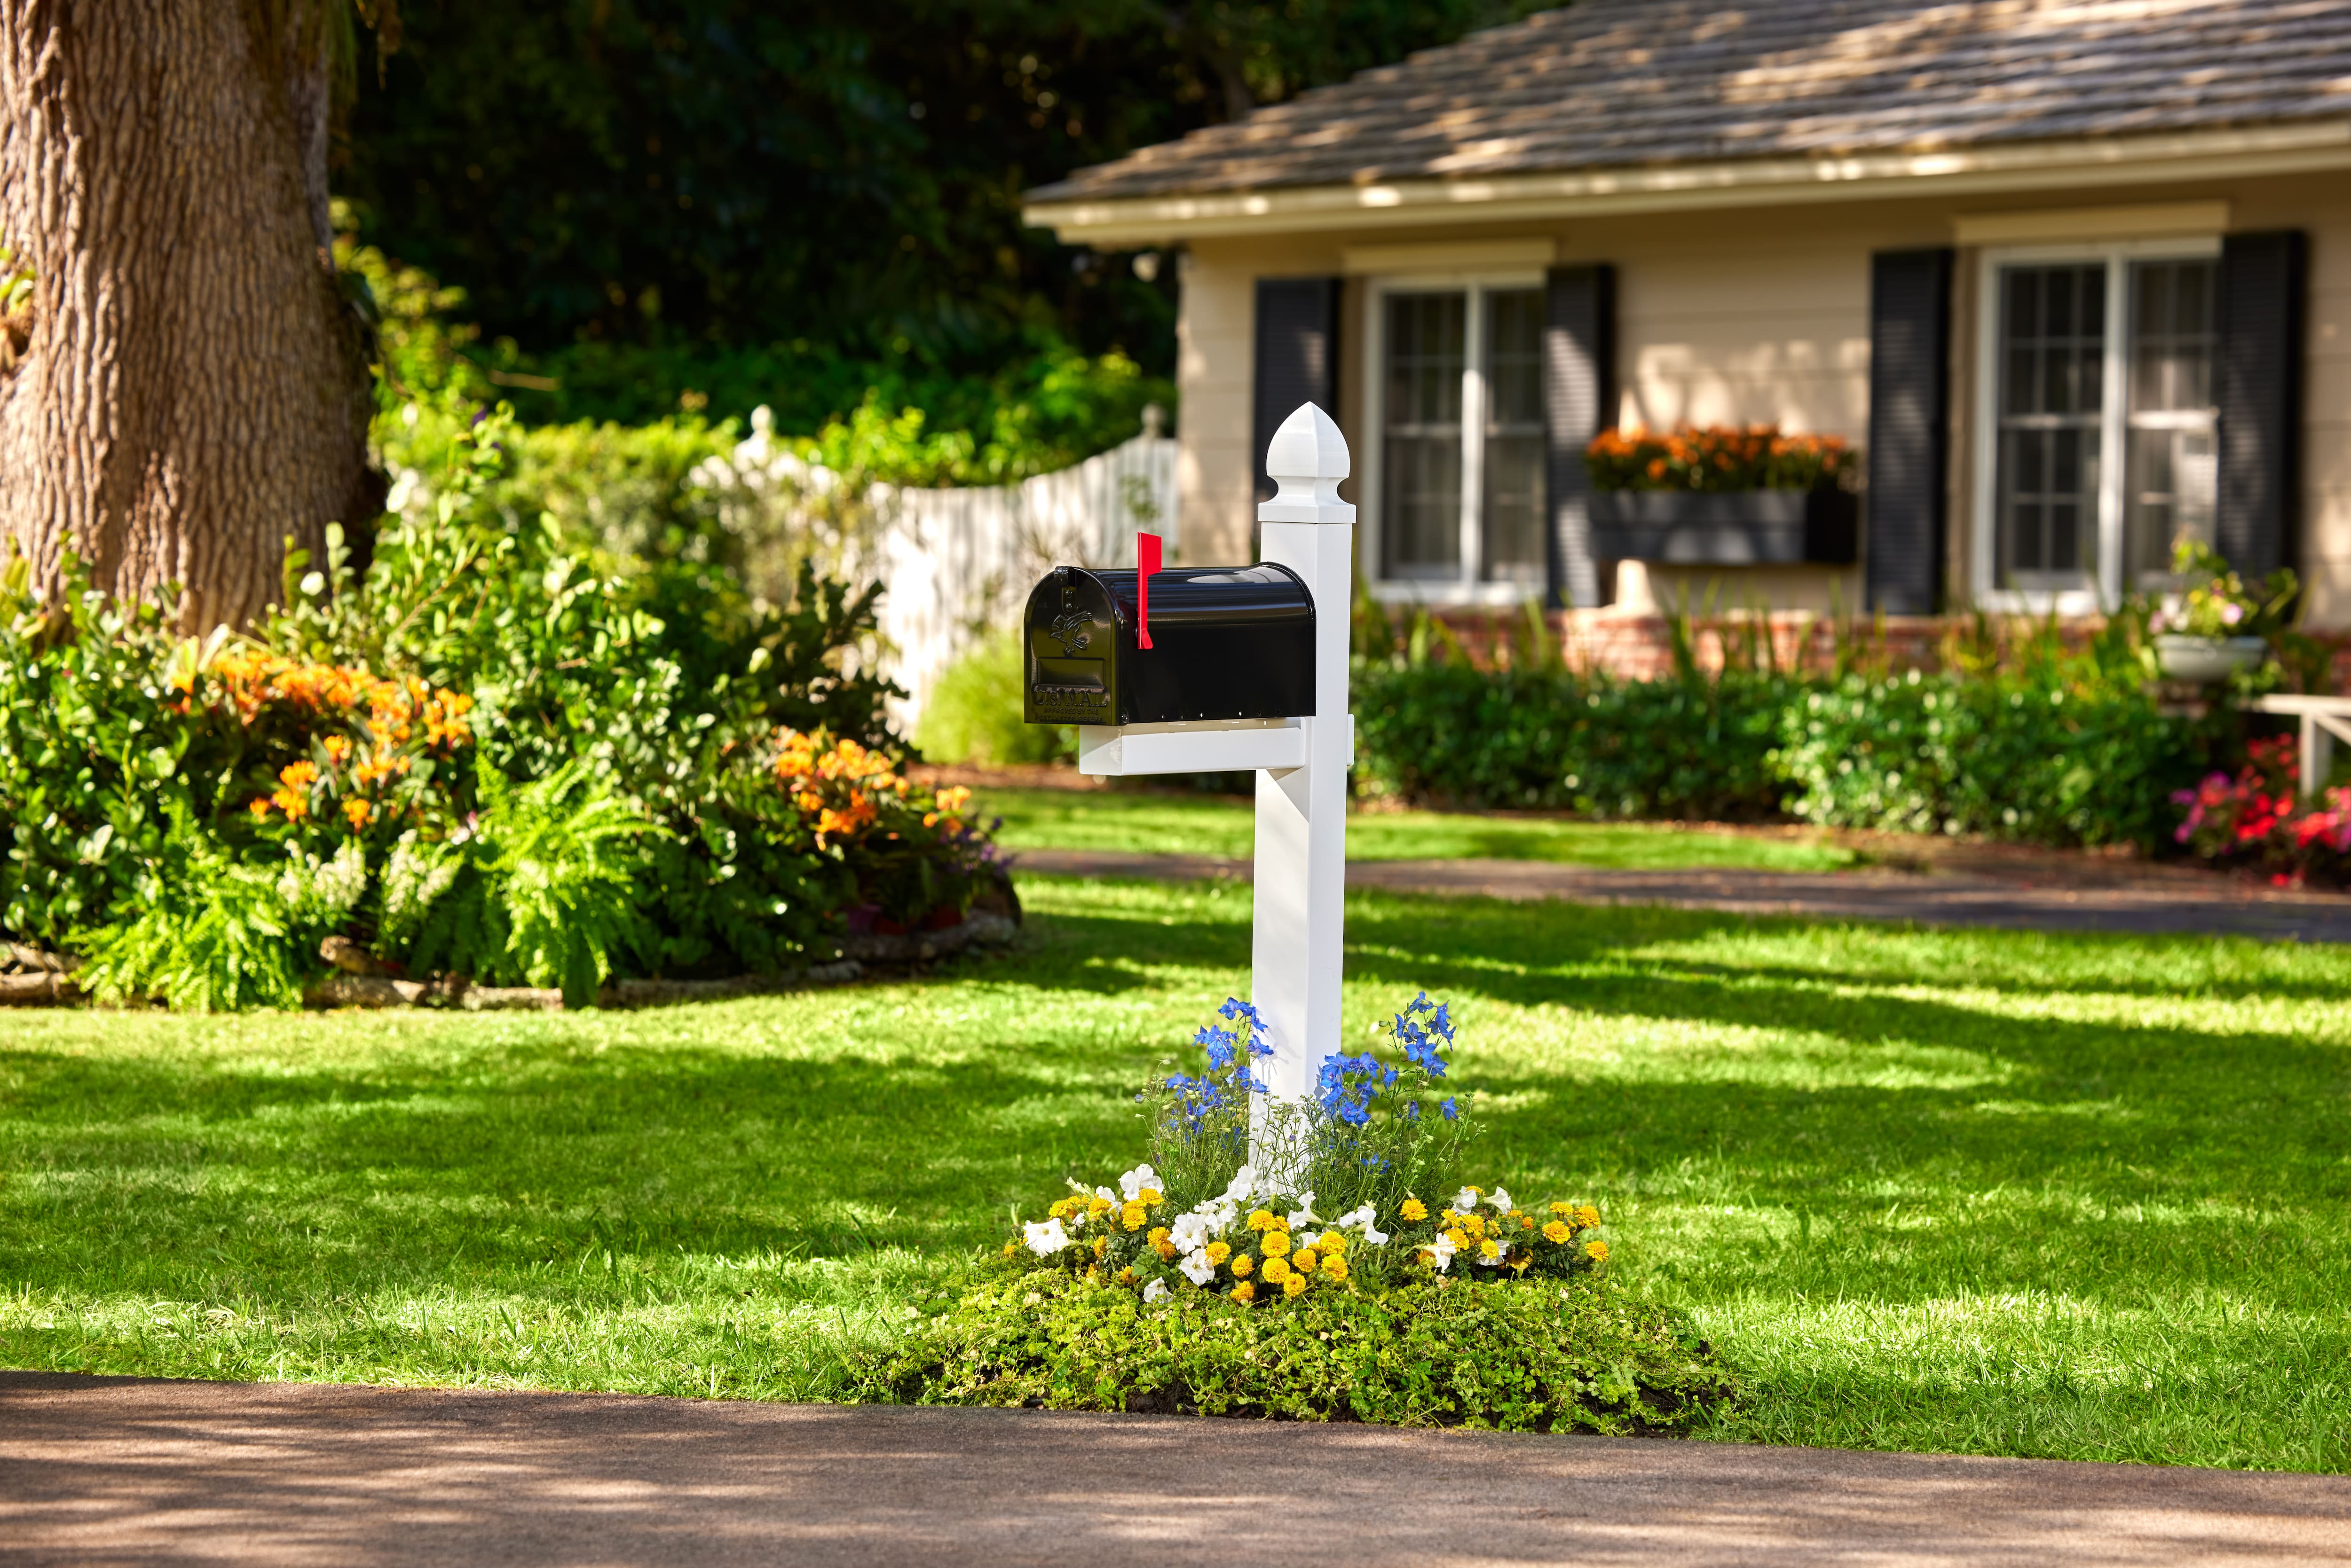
[874, 993, 1732, 1430]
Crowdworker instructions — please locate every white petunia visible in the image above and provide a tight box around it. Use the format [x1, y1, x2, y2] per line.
[1286, 1191, 1319, 1229]
[1119, 1164, 1162, 1202]
[1335, 1204, 1388, 1245]
[1426, 1232, 1456, 1273]
[1023, 1218, 1071, 1256]
[1221, 1164, 1259, 1205]
[1142, 1278, 1170, 1304]
[1179, 1249, 1217, 1286]
[1454, 1187, 1481, 1213]
[1489, 1187, 1515, 1215]
[1168, 1212, 1215, 1252]
[1095, 1186, 1118, 1203]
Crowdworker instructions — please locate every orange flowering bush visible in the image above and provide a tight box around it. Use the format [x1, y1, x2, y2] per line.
[167, 644, 477, 844]
[1585, 424, 1854, 493]
[769, 728, 998, 927]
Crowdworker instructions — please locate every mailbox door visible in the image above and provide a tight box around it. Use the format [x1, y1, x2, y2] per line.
[1023, 570, 1120, 725]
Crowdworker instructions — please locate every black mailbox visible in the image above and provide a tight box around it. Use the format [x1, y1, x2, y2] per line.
[1023, 563, 1315, 725]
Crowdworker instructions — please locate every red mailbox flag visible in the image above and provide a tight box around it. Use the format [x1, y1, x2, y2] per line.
[1136, 530, 1162, 649]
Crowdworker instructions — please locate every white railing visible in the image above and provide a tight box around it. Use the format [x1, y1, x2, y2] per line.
[873, 410, 1177, 727]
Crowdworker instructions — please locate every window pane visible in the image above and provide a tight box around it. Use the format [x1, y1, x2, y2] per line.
[1994, 263, 2105, 588]
[1481, 288, 1545, 583]
[2123, 260, 2219, 586]
[1382, 292, 1466, 578]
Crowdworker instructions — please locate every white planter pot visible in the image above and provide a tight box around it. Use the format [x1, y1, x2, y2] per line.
[2155, 633, 2269, 683]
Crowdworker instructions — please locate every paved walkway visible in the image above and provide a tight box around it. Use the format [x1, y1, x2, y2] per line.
[1014, 849, 2351, 943]
[2, 1375, 2346, 1566]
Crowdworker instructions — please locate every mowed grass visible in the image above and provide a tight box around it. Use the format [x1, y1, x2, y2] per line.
[979, 784, 1859, 871]
[2, 877, 2347, 1472]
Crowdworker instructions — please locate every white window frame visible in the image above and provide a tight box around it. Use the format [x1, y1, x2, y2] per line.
[1361, 269, 1547, 606]
[1969, 236, 2222, 614]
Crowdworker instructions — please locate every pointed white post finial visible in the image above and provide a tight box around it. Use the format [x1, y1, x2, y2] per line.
[1259, 402, 1354, 525]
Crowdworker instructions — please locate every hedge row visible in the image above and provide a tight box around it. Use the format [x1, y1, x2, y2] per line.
[1352, 657, 2213, 850]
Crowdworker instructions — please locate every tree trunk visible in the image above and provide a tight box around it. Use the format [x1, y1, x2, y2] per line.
[0, 1, 375, 632]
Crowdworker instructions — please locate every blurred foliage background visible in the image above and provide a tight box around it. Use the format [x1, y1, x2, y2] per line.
[338, 0, 1554, 440]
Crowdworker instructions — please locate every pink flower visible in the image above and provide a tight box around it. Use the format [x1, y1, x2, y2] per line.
[2221, 602, 2244, 625]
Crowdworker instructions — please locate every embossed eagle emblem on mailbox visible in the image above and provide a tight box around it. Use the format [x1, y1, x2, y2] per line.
[1045, 607, 1092, 656]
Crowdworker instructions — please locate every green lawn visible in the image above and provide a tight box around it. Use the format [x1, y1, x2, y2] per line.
[979, 785, 1859, 871]
[3, 878, 2345, 1472]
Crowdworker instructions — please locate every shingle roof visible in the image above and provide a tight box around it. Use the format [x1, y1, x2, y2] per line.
[1028, 0, 2351, 204]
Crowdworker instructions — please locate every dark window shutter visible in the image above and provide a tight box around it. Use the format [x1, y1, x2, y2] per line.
[1864, 248, 1954, 615]
[1253, 278, 1341, 507]
[1543, 264, 1615, 609]
[2217, 230, 2306, 579]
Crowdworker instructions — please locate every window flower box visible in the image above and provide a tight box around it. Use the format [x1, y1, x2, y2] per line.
[1586, 486, 1859, 566]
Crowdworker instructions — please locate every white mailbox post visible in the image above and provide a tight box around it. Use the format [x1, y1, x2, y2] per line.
[1073, 403, 1355, 1151]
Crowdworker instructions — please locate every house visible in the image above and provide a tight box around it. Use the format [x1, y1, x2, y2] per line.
[1022, 0, 2351, 639]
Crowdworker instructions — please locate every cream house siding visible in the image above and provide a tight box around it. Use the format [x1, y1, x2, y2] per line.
[1167, 175, 2351, 626]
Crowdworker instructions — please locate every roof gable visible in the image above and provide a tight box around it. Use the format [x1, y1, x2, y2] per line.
[1030, 0, 2351, 204]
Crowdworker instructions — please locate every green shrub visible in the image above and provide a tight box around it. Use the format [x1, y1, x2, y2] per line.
[1353, 612, 2215, 850]
[1353, 663, 1786, 820]
[869, 1268, 1728, 1432]
[915, 633, 1073, 766]
[387, 763, 656, 1006]
[75, 830, 368, 1012]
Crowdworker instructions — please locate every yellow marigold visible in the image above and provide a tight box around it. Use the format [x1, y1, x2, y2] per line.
[1001, 1239, 1019, 1257]
[341, 797, 372, 828]
[1322, 1255, 1349, 1283]
[1120, 1203, 1147, 1231]
[1292, 1248, 1318, 1273]
[1147, 1226, 1170, 1246]
[1319, 1231, 1346, 1255]
[1282, 1274, 1306, 1298]
[1443, 1228, 1468, 1251]
[1517, 1213, 1535, 1230]
[1261, 1257, 1292, 1285]
[1087, 1196, 1112, 1217]
[1575, 1206, 1601, 1229]
[1542, 1220, 1571, 1245]
[1116, 1268, 1135, 1285]
[1155, 1242, 1177, 1261]
[1093, 1236, 1108, 1257]
[1260, 1230, 1290, 1258]
[1231, 1254, 1253, 1276]
[1549, 1201, 1574, 1218]
[1478, 1239, 1500, 1262]
[1246, 1209, 1276, 1232]
[1460, 1213, 1486, 1237]
[1584, 1240, 1609, 1262]
[1231, 1282, 1255, 1303]
[1137, 1188, 1162, 1206]
[1205, 1241, 1231, 1266]
[1401, 1198, 1428, 1222]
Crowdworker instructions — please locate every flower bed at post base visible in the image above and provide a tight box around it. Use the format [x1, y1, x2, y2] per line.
[870, 993, 1732, 1430]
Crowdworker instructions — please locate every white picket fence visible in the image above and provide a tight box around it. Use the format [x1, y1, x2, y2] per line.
[873, 413, 1178, 727]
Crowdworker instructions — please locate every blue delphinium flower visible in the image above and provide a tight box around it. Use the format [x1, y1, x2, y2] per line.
[1440, 1098, 1458, 1120]
[1194, 1024, 1238, 1073]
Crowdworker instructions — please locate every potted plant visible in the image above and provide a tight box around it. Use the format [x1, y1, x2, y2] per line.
[2152, 541, 2296, 682]
[1583, 425, 1859, 565]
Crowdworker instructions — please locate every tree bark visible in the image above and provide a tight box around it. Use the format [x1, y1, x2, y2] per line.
[0, 1, 374, 631]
